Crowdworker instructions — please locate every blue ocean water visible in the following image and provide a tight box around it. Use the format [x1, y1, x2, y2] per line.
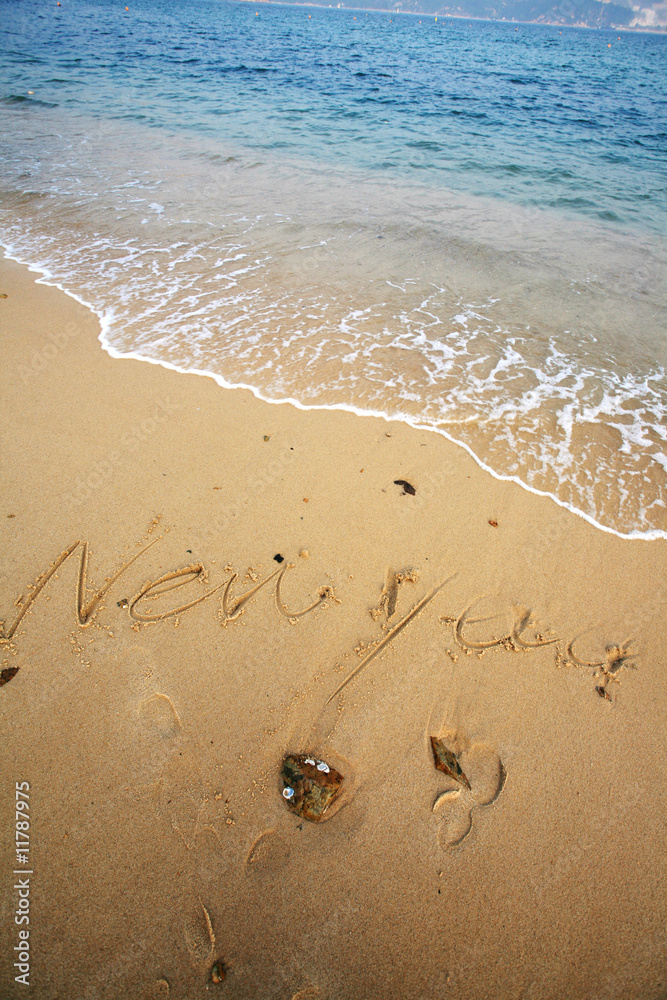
[1, 0, 666, 535]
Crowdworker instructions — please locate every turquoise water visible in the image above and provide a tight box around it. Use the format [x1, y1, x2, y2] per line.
[2, 0, 666, 535]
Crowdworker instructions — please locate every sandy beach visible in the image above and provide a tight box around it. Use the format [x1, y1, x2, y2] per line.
[0, 253, 665, 999]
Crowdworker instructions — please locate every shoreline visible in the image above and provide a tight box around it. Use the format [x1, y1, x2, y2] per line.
[3, 244, 663, 544]
[236, 0, 667, 35]
[1, 253, 665, 999]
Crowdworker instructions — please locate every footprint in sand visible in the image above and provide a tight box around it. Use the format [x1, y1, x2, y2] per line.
[137, 691, 228, 851]
[183, 898, 216, 970]
[244, 828, 292, 878]
[138, 691, 182, 738]
[138, 978, 170, 999]
[430, 730, 505, 849]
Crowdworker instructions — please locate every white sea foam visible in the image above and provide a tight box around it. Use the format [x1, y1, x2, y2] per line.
[2, 238, 666, 542]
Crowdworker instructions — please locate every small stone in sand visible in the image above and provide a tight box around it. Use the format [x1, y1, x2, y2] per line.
[281, 754, 344, 822]
[211, 959, 227, 984]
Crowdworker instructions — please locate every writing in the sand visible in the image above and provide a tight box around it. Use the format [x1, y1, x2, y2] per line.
[0, 536, 334, 645]
[0, 536, 634, 699]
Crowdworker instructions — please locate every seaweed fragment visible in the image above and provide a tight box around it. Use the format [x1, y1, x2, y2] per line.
[394, 479, 416, 495]
[430, 736, 471, 791]
[281, 754, 343, 822]
[0, 666, 19, 687]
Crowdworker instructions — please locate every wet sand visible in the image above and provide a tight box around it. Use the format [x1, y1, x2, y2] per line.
[0, 254, 665, 1000]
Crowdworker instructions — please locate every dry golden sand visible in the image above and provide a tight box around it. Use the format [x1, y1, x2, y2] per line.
[0, 254, 665, 1000]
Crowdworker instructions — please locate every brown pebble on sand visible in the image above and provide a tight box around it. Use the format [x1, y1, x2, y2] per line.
[281, 754, 344, 822]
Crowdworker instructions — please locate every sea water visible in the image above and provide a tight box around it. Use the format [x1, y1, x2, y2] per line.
[1, 0, 666, 537]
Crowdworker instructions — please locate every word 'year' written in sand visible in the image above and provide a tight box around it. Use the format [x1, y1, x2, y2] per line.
[0, 536, 635, 698]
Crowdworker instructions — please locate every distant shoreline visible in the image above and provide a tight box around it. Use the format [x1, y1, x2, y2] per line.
[235, 0, 667, 34]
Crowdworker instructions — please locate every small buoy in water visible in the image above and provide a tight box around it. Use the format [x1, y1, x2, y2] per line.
[608, 43, 611, 46]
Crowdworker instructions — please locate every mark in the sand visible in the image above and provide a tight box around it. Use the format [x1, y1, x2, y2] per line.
[153, 751, 229, 851]
[291, 987, 322, 1000]
[140, 704, 228, 850]
[281, 754, 344, 822]
[139, 979, 170, 1000]
[183, 899, 215, 969]
[562, 635, 636, 700]
[245, 829, 291, 876]
[138, 692, 181, 739]
[220, 563, 334, 625]
[370, 566, 419, 622]
[327, 575, 454, 704]
[449, 596, 556, 653]
[276, 566, 337, 622]
[130, 563, 226, 623]
[393, 479, 416, 495]
[0, 536, 161, 642]
[1, 535, 335, 652]
[430, 730, 505, 849]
